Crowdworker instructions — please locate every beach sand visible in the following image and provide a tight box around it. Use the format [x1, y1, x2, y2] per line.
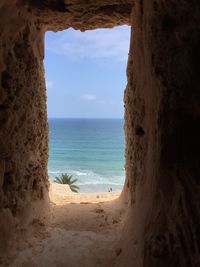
[11, 182, 124, 267]
[49, 182, 120, 204]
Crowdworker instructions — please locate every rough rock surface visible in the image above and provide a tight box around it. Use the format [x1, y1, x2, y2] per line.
[0, 0, 200, 266]
[0, 1, 50, 260]
[22, 0, 133, 31]
[121, 1, 200, 266]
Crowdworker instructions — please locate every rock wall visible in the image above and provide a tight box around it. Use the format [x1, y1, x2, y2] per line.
[120, 1, 200, 266]
[0, 1, 49, 259]
[0, 0, 200, 266]
[23, 0, 133, 31]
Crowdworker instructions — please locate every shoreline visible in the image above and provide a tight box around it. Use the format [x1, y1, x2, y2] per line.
[49, 182, 121, 204]
[48, 176, 124, 194]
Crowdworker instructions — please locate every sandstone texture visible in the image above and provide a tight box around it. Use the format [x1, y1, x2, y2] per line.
[26, 0, 133, 31]
[0, 0, 200, 266]
[121, 1, 200, 266]
[0, 1, 50, 260]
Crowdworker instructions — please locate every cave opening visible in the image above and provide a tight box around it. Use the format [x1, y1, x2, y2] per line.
[44, 26, 130, 196]
[1, 1, 200, 266]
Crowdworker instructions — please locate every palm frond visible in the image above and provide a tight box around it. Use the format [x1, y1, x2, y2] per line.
[70, 178, 78, 184]
[54, 176, 63, 183]
[53, 173, 79, 193]
[70, 184, 80, 193]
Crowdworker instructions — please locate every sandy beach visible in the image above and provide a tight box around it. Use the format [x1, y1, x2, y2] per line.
[49, 182, 121, 204]
[10, 182, 124, 267]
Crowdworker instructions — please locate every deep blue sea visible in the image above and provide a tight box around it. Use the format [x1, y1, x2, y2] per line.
[48, 118, 125, 193]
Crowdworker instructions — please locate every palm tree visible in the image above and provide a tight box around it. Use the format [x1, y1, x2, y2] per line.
[54, 173, 80, 193]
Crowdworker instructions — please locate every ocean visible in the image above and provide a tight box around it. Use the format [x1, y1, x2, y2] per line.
[48, 118, 125, 193]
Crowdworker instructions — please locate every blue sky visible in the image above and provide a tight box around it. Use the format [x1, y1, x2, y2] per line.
[44, 26, 130, 118]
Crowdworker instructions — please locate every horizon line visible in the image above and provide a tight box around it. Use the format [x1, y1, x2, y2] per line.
[48, 117, 124, 119]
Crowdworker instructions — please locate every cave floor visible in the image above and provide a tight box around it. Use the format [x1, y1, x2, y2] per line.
[10, 195, 125, 267]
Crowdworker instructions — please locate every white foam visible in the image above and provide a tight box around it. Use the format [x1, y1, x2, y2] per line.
[70, 170, 87, 176]
[48, 170, 61, 174]
[48, 168, 125, 187]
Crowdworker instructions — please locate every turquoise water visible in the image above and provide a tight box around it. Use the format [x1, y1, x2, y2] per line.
[48, 118, 125, 192]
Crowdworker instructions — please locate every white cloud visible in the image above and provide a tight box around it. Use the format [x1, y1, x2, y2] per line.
[45, 26, 130, 62]
[46, 80, 54, 89]
[81, 94, 97, 101]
